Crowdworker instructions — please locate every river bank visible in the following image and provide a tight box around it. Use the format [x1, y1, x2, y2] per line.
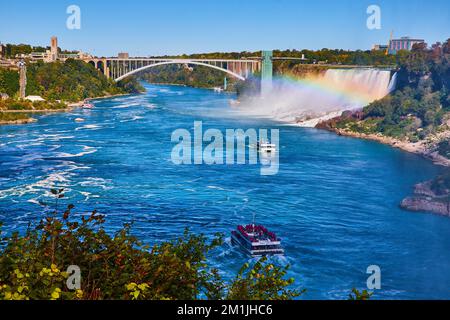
[0, 105, 75, 126]
[0, 116, 37, 125]
[315, 115, 450, 217]
[0, 92, 136, 126]
[327, 127, 450, 167]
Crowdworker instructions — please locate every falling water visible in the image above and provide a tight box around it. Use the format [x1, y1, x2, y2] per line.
[235, 68, 397, 126]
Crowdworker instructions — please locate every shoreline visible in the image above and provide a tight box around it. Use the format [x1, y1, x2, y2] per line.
[67, 92, 135, 107]
[84, 92, 136, 103]
[0, 92, 136, 126]
[313, 122, 450, 217]
[0, 117, 38, 125]
[329, 128, 450, 167]
[145, 81, 235, 93]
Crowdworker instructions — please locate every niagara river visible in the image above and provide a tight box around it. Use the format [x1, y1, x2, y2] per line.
[1, 83, 450, 299]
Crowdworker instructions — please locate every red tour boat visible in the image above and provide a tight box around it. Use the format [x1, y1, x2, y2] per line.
[231, 224, 284, 257]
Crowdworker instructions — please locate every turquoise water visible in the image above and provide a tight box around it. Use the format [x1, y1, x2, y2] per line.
[1, 83, 450, 299]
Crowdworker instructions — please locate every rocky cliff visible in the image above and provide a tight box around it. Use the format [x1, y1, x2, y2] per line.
[400, 181, 450, 217]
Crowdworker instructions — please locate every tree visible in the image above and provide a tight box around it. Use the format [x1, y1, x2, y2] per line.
[0, 190, 302, 300]
[0, 68, 19, 97]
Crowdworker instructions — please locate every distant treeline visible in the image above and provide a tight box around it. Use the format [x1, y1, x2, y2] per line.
[153, 48, 399, 66]
[139, 64, 239, 90]
[0, 59, 143, 102]
[1, 43, 77, 58]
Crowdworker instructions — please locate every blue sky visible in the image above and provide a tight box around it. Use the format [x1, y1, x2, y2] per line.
[1, 0, 449, 56]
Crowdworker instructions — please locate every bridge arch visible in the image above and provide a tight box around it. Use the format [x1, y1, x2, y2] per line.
[97, 60, 105, 73]
[114, 60, 246, 82]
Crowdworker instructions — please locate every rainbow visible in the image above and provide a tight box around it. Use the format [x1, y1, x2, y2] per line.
[275, 70, 391, 107]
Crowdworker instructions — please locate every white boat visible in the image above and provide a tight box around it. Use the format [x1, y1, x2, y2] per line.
[74, 118, 85, 122]
[82, 102, 94, 109]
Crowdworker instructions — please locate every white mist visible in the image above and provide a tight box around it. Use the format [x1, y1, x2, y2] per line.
[235, 69, 397, 127]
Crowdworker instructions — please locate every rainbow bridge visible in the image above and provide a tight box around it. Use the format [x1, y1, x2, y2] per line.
[83, 57, 262, 82]
[81, 51, 395, 95]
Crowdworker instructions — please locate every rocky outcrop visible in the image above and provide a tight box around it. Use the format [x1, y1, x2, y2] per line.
[401, 197, 450, 217]
[400, 180, 450, 217]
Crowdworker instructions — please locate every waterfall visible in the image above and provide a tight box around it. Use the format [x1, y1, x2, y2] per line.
[235, 68, 397, 126]
[388, 71, 398, 93]
[322, 69, 394, 102]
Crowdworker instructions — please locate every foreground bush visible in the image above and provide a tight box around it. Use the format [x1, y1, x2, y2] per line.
[0, 190, 301, 300]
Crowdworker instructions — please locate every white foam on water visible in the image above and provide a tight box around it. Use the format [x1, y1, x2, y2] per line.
[56, 146, 97, 158]
[75, 124, 102, 131]
[0, 171, 72, 200]
[0, 159, 92, 204]
[292, 111, 344, 127]
[79, 191, 99, 201]
[77, 177, 113, 191]
[143, 103, 157, 109]
[27, 198, 42, 205]
[111, 103, 141, 109]
[119, 115, 144, 123]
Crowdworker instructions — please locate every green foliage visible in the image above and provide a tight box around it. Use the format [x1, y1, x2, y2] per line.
[0, 98, 67, 124]
[139, 64, 239, 91]
[348, 288, 373, 300]
[0, 112, 32, 123]
[3, 44, 34, 58]
[226, 257, 303, 300]
[430, 170, 450, 196]
[117, 77, 145, 94]
[0, 189, 302, 300]
[350, 39, 450, 139]
[0, 98, 67, 112]
[26, 59, 122, 102]
[338, 117, 381, 135]
[0, 68, 19, 97]
[438, 140, 450, 159]
[1, 59, 143, 102]
[1, 43, 76, 59]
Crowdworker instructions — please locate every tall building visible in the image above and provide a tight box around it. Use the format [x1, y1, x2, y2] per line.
[388, 37, 425, 54]
[50, 36, 58, 61]
[372, 44, 388, 51]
